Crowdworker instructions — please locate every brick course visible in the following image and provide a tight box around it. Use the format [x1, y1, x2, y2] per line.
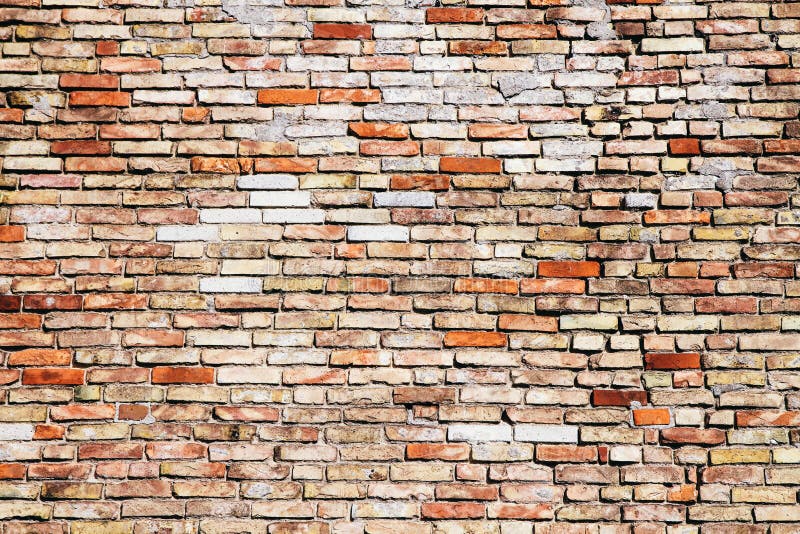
[1, 0, 800, 531]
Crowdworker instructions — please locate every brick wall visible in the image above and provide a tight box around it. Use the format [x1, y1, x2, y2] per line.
[1, 0, 800, 531]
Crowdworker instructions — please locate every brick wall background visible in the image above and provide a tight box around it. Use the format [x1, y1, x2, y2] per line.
[2, 0, 800, 531]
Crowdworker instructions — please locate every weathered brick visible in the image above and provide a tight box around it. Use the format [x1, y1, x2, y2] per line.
[0, 2, 797, 529]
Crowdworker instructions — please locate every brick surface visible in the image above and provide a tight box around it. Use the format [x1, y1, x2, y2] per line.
[1, 0, 800, 530]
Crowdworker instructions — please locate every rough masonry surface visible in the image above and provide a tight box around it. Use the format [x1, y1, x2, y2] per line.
[0, 0, 800, 531]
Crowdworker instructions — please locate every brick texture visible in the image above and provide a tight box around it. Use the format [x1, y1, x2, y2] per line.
[1, 0, 800, 531]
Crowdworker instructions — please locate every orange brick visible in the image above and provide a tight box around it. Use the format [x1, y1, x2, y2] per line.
[69, 91, 131, 106]
[349, 122, 409, 139]
[444, 331, 507, 347]
[319, 89, 381, 103]
[257, 89, 319, 105]
[0, 226, 24, 242]
[439, 157, 502, 174]
[538, 261, 600, 278]
[632, 408, 671, 426]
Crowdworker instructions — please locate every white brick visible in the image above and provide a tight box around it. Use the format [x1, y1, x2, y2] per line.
[625, 193, 657, 209]
[197, 89, 256, 105]
[221, 260, 280, 275]
[199, 277, 262, 293]
[610, 445, 642, 463]
[373, 192, 436, 208]
[542, 140, 603, 158]
[251, 191, 310, 207]
[641, 37, 705, 53]
[262, 209, 325, 224]
[217, 366, 282, 384]
[236, 174, 300, 190]
[448, 424, 513, 442]
[555, 72, 617, 88]
[515, 424, 578, 443]
[200, 209, 262, 223]
[0, 424, 35, 441]
[156, 225, 218, 241]
[188, 330, 251, 347]
[132, 90, 195, 105]
[347, 225, 409, 242]
[0, 74, 58, 89]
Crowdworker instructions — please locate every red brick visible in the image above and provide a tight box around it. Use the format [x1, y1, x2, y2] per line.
[0, 313, 41, 329]
[8, 349, 71, 366]
[669, 138, 701, 156]
[0, 296, 21, 311]
[426, 8, 483, 23]
[696, 296, 758, 314]
[96, 41, 119, 55]
[23, 295, 83, 311]
[421, 503, 485, 519]
[661, 428, 725, 445]
[69, 91, 131, 107]
[23, 368, 85, 385]
[59, 74, 119, 89]
[591, 390, 648, 407]
[152, 367, 213, 384]
[702, 139, 762, 155]
[489, 503, 554, 520]
[0, 464, 26, 479]
[644, 353, 701, 370]
[51, 141, 112, 155]
[449, 40, 508, 55]
[50, 404, 116, 421]
[651, 279, 716, 295]
[736, 411, 800, 427]
[313, 23, 372, 39]
[254, 157, 317, 173]
[407, 443, 470, 461]
[320, 89, 381, 103]
[34, 424, 65, 440]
